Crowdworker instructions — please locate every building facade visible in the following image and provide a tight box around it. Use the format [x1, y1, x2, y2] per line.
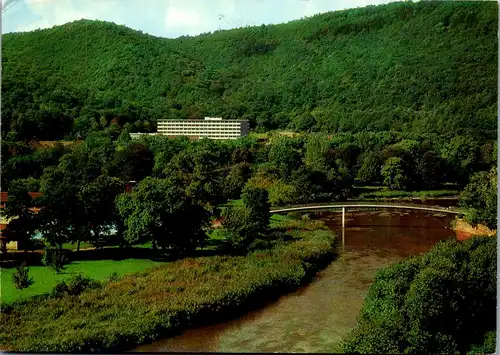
[131, 117, 250, 140]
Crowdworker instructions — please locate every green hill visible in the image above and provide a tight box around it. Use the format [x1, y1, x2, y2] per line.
[1, 1, 497, 141]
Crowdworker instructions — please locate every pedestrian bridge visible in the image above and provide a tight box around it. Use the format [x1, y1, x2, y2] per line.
[270, 202, 464, 247]
[270, 203, 464, 215]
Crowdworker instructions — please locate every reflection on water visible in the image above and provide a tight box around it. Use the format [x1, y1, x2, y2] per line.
[134, 208, 458, 353]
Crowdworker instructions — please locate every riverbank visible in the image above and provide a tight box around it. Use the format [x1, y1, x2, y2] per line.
[133, 209, 460, 353]
[453, 218, 496, 240]
[0, 219, 336, 352]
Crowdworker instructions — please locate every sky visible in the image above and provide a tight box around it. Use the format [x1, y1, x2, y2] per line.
[1, 0, 393, 39]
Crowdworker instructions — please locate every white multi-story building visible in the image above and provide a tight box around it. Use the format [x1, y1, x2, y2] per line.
[131, 117, 250, 140]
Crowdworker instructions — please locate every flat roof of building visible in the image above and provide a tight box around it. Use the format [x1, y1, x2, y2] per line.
[157, 118, 248, 122]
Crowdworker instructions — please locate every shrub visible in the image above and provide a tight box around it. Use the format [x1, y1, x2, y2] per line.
[108, 272, 121, 282]
[52, 274, 100, 297]
[11, 263, 33, 289]
[42, 247, 69, 273]
[220, 206, 258, 253]
[358, 189, 459, 199]
[247, 238, 276, 252]
[287, 211, 303, 220]
[246, 230, 293, 252]
[241, 184, 271, 235]
[275, 218, 326, 231]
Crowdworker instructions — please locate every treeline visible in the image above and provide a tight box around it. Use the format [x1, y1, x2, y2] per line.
[1, 1, 497, 141]
[3, 129, 497, 253]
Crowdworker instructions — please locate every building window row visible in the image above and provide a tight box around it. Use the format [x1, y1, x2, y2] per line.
[158, 126, 243, 128]
[132, 119, 249, 140]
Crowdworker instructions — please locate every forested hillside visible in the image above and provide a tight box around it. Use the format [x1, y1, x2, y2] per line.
[1, 1, 497, 141]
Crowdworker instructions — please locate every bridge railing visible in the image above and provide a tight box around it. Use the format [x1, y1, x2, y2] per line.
[270, 203, 464, 215]
[273, 201, 461, 209]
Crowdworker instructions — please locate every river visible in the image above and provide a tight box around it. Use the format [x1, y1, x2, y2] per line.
[134, 200, 459, 353]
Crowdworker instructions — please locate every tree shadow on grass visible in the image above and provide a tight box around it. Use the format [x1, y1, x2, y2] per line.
[3, 235, 255, 268]
[70, 247, 157, 262]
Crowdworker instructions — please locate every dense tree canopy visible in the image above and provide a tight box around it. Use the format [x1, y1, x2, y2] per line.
[1, 1, 497, 141]
[0, 1, 496, 257]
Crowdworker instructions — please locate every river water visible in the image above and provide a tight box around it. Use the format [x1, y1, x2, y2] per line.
[134, 200, 459, 353]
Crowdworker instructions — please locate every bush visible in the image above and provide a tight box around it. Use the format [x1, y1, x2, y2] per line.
[52, 274, 101, 297]
[268, 180, 296, 206]
[11, 263, 33, 289]
[287, 211, 303, 220]
[108, 272, 121, 282]
[341, 236, 497, 354]
[42, 247, 69, 273]
[247, 238, 276, 252]
[275, 218, 326, 231]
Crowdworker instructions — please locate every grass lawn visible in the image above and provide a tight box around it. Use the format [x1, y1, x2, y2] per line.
[3, 227, 239, 304]
[61, 242, 94, 250]
[1, 258, 166, 305]
[1, 217, 335, 352]
[2, 213, 286, 305]
[270, 214, 288, 223]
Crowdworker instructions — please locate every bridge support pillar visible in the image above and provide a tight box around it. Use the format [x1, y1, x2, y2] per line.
[342, 207, 345, 247]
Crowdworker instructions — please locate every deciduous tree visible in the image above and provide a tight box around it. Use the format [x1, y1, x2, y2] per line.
[115, 177, 209, 254]
[357, 152, 383, 185]
[241, 184, 271, 235]
[381, 157, 408, 190]
[459, 167, 497, 229]
[2, 179, 41, 253]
